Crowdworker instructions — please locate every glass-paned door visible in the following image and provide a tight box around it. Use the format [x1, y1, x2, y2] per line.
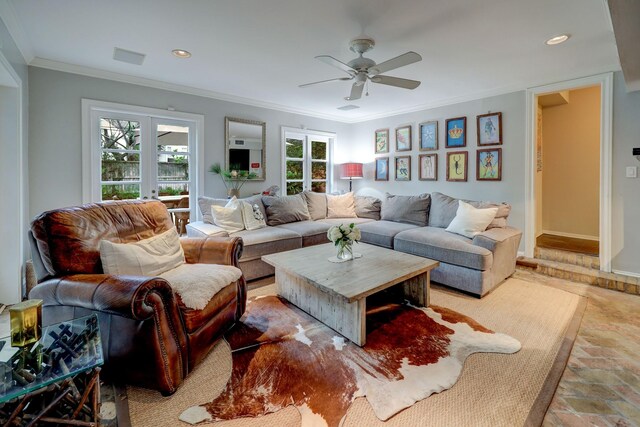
[91, 109, 197, 231]
[284, 131, 331, 195]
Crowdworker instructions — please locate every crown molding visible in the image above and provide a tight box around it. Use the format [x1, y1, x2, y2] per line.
[0, 0, 35, 63]
[30, 57, 620, 125]
[29, 57, 352, 123]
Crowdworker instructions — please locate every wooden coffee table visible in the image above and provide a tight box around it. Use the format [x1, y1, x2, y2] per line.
[262, 243, 439, 346]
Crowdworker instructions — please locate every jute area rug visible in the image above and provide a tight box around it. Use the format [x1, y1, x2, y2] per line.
[127, 277, 584, 427]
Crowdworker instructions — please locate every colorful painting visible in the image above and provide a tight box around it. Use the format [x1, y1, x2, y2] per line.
[445, 117, 466, 148]
[375, 129, 389, 154]
[419, 154, 437, 181]
[395, 125, 412, 151]
[477, 112, 502, 146]
[446, 151, 467, 182]
[419, 121, 438, 151]
[375, 157, 389, 181]
[395, 156, 411, 181]
[477, 148, 502, 181]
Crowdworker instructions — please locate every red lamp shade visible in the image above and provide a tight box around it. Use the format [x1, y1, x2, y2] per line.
[340, 162, 363, 179]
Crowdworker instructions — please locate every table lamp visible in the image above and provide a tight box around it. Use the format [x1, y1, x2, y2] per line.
[340, 162, 363, 192]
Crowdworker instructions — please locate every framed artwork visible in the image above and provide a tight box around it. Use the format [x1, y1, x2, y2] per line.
[375, 157, 389, 181]
[395, 156, 411, 181]
[477, 148, 502, 181]
[419, 154, 437, 181]
[419, 121, 438, 151]
[446, 151, 468, 181]
[445, 117, 466, 148]
[395, 125, 412, 151]
[477, 112, 502, 146]
[375, 128, 389, 154]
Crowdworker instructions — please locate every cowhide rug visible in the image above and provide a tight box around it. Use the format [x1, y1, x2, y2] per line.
[179, 294, 521, 427]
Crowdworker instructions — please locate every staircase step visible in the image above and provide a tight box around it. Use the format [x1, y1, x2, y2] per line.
[516, 256, 639, 296]
[534, 246, 600, 269]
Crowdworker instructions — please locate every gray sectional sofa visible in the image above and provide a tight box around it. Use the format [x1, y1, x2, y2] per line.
[186, 191, 522, 297]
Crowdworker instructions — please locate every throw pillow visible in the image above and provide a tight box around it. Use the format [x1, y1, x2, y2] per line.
[445, 200, 499, 238]
[211, 197, 245, 233]
[327, 192, 357, 218]
[100, 228, 185, 276]
[380, 193, 431, 226]
[262, 194, 311, 226]
[241, 201, 267, 231]
[198, 195, 267, 225]
[355, 195, 381, 220]
[303, 191, 328, 220]
[429, 192, 511, 229]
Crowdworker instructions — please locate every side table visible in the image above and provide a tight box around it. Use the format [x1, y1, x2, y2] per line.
[0, 314, 104, 426]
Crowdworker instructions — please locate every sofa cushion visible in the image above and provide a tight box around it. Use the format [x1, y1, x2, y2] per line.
[198, 195, 266, 225]
[240, 201, 267, 231]
[394, 226, 493, 271]
[185, 221, 229, 238]
[231, 226, 301, 261]
[99, 228, 185, 276]
[327, 192, 357, 218]
[355, 195, 381, 220]
[358, 220, 420, 249]
[429, 192, 511, 229]
[317, 217, 375, 227]
[303, 191, 327, 220]
[277, 221, 331, 247]
[262, 194, 311, 226]
[380, 193, 431, 226]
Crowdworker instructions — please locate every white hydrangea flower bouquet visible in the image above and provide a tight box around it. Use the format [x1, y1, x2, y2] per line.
[327, 223, 361, 260]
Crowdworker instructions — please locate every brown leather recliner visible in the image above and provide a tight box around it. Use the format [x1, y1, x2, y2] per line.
[28, 200, 247, 395]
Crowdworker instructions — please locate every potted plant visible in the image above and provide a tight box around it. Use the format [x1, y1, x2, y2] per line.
[209, 163, 257, 198]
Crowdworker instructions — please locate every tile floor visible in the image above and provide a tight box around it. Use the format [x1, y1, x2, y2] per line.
[2, 269, 639, 426]
[514, 269, 640, 427]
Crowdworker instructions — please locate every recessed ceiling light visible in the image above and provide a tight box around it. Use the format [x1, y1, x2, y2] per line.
[172, 49, 191, 58]
[545, 34, 570, 46]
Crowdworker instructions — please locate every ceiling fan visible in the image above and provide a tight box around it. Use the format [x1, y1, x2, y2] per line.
[299, 36, 422, 101]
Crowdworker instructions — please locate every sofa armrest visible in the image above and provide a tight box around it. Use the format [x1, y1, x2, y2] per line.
[186, 221, 229, 238]
[180, 236, 243, 268]
[472, 226, 522, 252]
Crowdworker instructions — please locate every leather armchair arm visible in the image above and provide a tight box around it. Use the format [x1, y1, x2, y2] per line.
[180, 236, 243, 267]
[29, 274, 179, 321]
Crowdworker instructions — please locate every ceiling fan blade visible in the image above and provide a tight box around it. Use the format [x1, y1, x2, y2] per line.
[315, 55, 356, 76]
[371, 75, 421, 90]
[298, 77, 352, 88]
[368, 51, 422, 76]
[346, 82, 364, 101]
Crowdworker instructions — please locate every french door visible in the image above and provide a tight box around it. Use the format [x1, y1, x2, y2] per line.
[86, 101, 201, 222]
[283, 129, 333, 195]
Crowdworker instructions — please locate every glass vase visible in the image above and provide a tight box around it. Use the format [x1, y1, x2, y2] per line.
[337, 241, 354, 261]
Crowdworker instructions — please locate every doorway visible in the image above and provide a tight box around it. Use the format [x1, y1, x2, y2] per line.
[535, 86, 601, 256]
[525, 73, 613, 272]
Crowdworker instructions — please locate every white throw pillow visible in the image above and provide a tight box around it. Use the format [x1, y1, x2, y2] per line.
[241, 201, 267, 231]
[211, 197, 245, 233]
[445, 200, 499, 238]
[327, 192, 357, 218]
[100, 228, 185, 276]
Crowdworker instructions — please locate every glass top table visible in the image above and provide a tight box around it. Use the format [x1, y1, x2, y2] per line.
[0, 314, 103, 403]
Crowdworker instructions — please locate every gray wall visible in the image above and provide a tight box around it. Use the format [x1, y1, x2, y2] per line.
[347, 91, 527, 246]
[611, 72, 640, 275]
[28, 67, 351, 217]
[0, 15, 29, 303]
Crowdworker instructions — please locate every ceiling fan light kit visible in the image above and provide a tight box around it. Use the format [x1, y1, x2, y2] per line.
[299, 36, 422, 101]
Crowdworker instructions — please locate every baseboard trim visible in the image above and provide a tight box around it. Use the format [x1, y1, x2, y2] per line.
[612, 269, 640, 279]
[541, 230, 599, 242]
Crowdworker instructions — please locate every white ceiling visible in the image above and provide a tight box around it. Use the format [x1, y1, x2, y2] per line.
[8, 0, 620, 122]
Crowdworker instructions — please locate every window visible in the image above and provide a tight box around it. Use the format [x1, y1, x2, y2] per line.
[83, 100, 203, 222]
[282, 128, 334, 195]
